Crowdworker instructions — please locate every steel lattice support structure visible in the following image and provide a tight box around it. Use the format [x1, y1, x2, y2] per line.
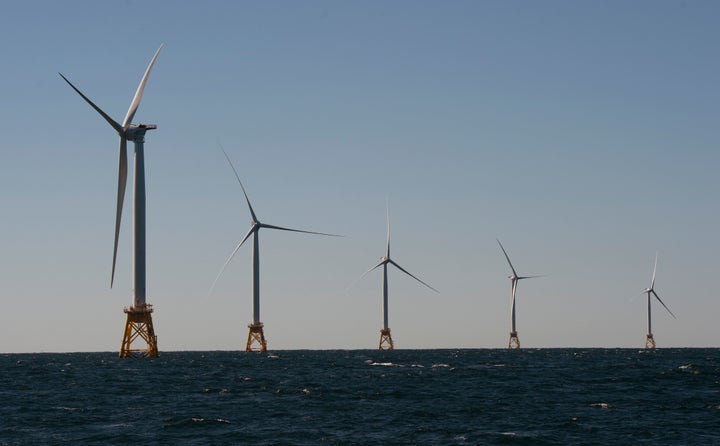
[246, 322, 267, 352]
[645, 333, 656, 349]
[119, 306, 158, 358]
[378, 328, 394, 350]
[508, 331, 520, 349]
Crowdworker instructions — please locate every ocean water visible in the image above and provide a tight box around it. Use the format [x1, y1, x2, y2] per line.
[1, 349, 718, 445]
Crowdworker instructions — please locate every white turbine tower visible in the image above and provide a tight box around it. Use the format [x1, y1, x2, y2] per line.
[213, 150, 341, 352]
[641, 253, 676, 348]
[497, 239, 541, 349]
[59, 44, 163, 358]
[356, 203, 438, 350]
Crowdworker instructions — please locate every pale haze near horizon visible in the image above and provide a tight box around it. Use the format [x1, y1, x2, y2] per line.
[1, 1, 718, 352]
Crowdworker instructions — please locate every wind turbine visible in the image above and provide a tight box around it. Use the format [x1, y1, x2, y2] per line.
[356, 203, 438, 350]
[497, 239, 541, 349]
[212, 149, 341, 352]
[641, 253, 676, 348]
[59, 44, 163, 358]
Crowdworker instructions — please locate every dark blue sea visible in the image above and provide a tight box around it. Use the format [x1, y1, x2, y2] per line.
[1, 349, 718, 445]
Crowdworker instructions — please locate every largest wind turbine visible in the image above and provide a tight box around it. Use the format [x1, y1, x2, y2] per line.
[356, 204, 438, 350]
[59, 45, 163, 358]
[497, 239, 541, 349]
[213, 150, 340, 352]
[641, 253, 676, 348]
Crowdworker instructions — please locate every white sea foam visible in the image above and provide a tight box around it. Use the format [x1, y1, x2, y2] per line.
[53, 406, 80, 412]
[191, 418, 231, 424]
[369, 362, 403, 367]
[590, 402, 610, 409]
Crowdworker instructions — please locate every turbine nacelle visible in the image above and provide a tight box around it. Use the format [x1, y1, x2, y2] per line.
[122, 124, 157, 141]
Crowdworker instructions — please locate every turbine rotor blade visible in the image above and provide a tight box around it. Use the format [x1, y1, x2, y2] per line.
[496, 239, 519, 278]
[221, 148, 258, 223]
[650, 252, 658, 289]
[629, 291, 645, 303]
[59, 73, 123, 134]
[122, 44, 163, 128]
[236, 224, 258, 250]
[111, 137, 128, 287]
[517, 274, 544, 280]
[347, 260, 386, 291]
[260, 223, 342, 237]
[208, 225, 257, 296]
[652, 290, 676, 319]
[386, 199, 391, 258]
[388, 259, 438, 293]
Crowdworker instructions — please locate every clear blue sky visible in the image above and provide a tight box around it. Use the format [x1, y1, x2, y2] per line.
[1, 1, 718, 352]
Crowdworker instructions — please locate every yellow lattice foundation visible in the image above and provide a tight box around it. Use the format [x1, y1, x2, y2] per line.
[645, 333, 656, 349]
[508, 331, 520, 349]
[119, 305, 158, 358]
[378, 328, 394, 350]
[246, 322, 267, 352]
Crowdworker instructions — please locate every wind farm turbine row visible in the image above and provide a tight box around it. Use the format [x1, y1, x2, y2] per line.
[210, 150, 438, 351]
[494, 242, 675, 350]
[58, 45, 677, 357]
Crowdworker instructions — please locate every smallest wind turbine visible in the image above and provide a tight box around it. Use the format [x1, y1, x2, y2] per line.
[497, 239, 541, 349]
[641, 253, 676, 349]
[356, 203, 438, 350]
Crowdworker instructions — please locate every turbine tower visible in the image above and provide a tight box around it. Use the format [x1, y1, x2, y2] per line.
[356, 203, 438, 350]
[59, 44, 163, 358]
[497, 239, 541, 349]
[213, 150, 340, 352]
[641, 253, 676, 348]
